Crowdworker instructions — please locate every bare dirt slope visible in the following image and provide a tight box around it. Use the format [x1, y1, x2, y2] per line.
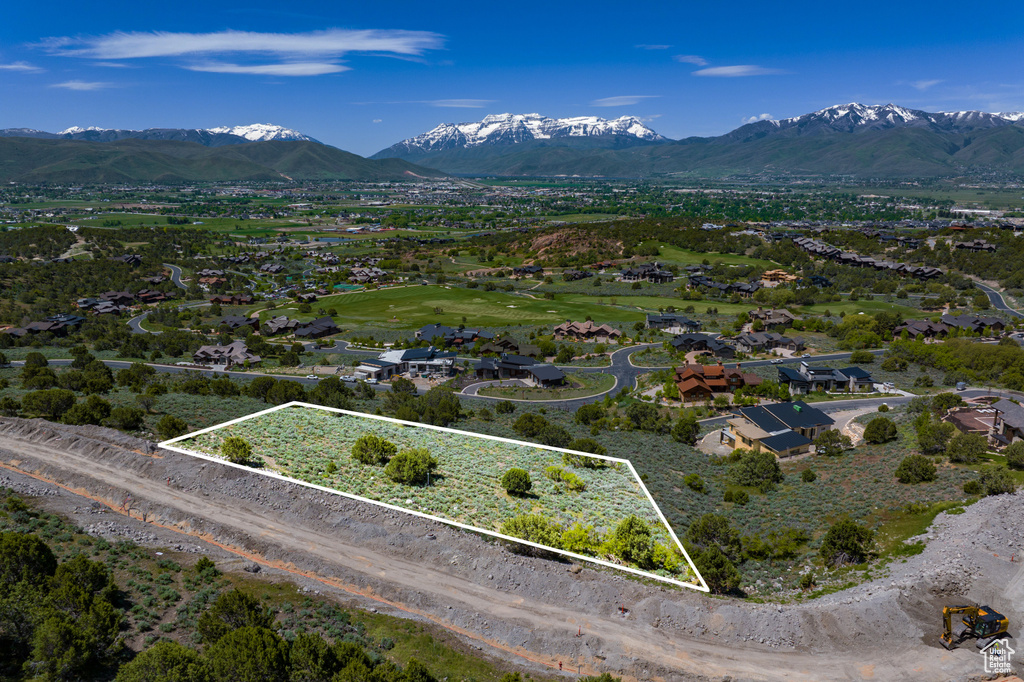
[0, 417, 1019, 682]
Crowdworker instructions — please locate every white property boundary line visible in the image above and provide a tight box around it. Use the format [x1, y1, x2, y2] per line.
[159, 401, 709, 593]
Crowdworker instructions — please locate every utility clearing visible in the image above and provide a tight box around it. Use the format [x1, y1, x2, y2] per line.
[160, 402, 706, 591]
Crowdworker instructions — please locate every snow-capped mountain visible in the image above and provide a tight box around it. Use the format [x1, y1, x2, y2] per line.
[206, 123, 317, 143]
[726, 103, 1024, 140]
[379, 113, 664, 156]
[0, 124, 319, 147]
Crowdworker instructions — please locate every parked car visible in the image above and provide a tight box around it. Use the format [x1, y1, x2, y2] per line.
[305, 375, 319, 380]
[801, 353, 811, 358]
[366, 378, 379, 384]
[770, 358, 784, 364]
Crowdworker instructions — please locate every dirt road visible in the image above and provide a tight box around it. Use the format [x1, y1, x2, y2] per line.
[0, 417, 1017, 681]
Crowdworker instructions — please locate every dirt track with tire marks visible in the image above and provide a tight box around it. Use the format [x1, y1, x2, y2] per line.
[0, 417, 1019, 681]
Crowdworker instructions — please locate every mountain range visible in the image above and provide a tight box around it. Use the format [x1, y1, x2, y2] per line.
[0, 138, 441, 184]
[374, 113, 664, 157]
[0, 123, 317, 147]
[4, 104, 1024, 182]
[374, 104, 1024, 178]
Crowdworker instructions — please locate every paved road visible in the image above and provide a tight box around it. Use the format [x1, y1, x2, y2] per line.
[163, 263, 187, 290]
[974, 282, 1024, 318]
[127, 312, 158, 335]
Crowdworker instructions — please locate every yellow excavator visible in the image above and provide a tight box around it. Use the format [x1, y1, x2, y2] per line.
[941, 604, 1010, 650]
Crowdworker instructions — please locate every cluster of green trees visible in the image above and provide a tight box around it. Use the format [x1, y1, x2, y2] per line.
[499, 513, 683, 574]
[889, 338, 1024, 390]
[348, 434, 438, 486]
[0, 531, 125, 679]
[382, 380, 463, 426]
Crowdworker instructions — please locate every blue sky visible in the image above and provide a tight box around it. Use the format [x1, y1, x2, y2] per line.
[1, 1, 1022, 155]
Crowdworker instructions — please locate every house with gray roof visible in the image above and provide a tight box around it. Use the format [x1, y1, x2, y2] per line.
[722, 400, 835, 457]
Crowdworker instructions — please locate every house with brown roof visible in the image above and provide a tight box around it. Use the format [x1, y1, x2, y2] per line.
[192, 340, 261, 369]
[552, 320, 622, 342]
[893, 319, 950, 339]
[748, 307, 798, 330]
[674, 363, 762, 401]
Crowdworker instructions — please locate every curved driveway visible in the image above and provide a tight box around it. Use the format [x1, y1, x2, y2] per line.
[974, 282, 1024, 318]
[163, 263, 188, 290]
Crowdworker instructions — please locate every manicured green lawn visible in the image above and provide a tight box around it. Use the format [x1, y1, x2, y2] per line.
[642, 241, 779, 268]
[279, 285, 650, 329]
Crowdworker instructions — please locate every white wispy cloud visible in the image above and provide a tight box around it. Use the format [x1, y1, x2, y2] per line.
[693, 65, 785, 77]
[673, 54, 707, 66]
[50, 80, 114, 91]
[636, 44, 671, 50]
[910, 79, 942, 91]
[372, 119, 383, 123]
[591, 95, 659, 107]
[39, 28, 444, 77]
[423, 99, 493, 108]
[187, 62, 349, 76]
[742, 113, 773, 124]
[0, 61, 43, 72]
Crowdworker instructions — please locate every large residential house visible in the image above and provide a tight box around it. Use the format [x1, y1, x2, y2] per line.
[748, 307, 798, 330]
[669, 333, 736, 359]
[218, 316, 259, 333]
[620, 262, 674, 284]
[761, 269, 798, 284]
[512, 265, 544, 277]
[377, 346, 458, 377]
[3, 313, 86, 338]
[777, 362, 875, 394]
[415, 324, 494, 347]
[993, 399, 1024, 444]
[722, 401, 835, 457]
[893, 319, 949, 340]
[293, 317, 340, 340]
[734, 332, 804, 354]
[646, 314, 702, 334]
[954, 239, 997, 252]
[478, 337, 542, 357]
[353, 359, 400, 381]
[262, 315, 300, 335]
[209, 293, 255, 306]
[940, 314, 1006, 334]
[552, 320, 622, 343]
[674, 364, 762, 402]
[193, 340, 261, 369]
[474, 354, 566, 388]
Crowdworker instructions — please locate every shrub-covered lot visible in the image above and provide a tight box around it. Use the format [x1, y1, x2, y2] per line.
[176, 405, 697, 584]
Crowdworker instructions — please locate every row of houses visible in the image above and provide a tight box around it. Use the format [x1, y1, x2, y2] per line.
[687, 274, 761, 297]
[620, 262, 674, 284]
[416, 324, 495, 347]
[3, 312, 87, 338]
[77, 288, 170, 314]
[790, 237, 942, 279]
[646, 314, 702, 334]
[893, 315, 1006, 339]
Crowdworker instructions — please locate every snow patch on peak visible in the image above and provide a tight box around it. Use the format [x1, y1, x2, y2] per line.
[59, 126, 109, 135]
[391, 113, 664, 153]
[207, 123, 316, 143]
